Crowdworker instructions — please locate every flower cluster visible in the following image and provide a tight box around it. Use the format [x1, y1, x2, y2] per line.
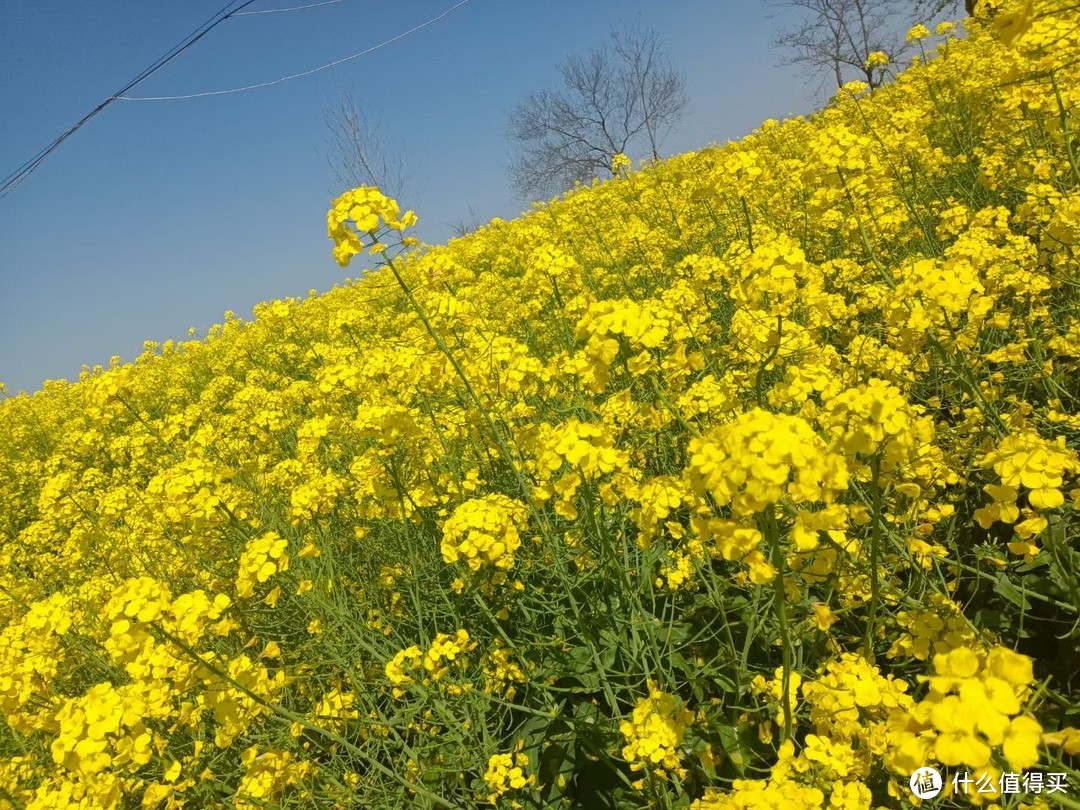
[50, 682, 155, 777]
[611, 152, 633, 173]
[482, 642, 527, 701]
[384, 630, 476, 699]
[687, 409, 849, 516]
[484, 742, 535, 805]
[822, 379, 929, 473]
[533, 419, 633, 519]
[865, 50, 890, 68]
[440, 494, 529, 572]
[234, 747, 313, 809]
[619, 683, 695, 777]
[887, 646, 1042, 776]
[977, 431, 1079, 511]
[801, 653, 914, 752]
[327, 186, 417, 266]
[888, 594, 976, 661]
[236, 532, 289, 599]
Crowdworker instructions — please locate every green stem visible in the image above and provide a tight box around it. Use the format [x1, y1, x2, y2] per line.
[864, 456, 883, 662]
[378, 250, 554, 541]
[115, 392, 182, 459]
[754, 315, 784, 407]
[740, 195, 754, 251]
[155, 625, 461, 809]
[1050, 71, 1080, 187]
[764, 506, 793, 742]
[836, 167, 893, 287]
[648, 376, 701, 438]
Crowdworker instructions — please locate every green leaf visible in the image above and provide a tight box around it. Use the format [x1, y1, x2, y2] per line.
[716, 724, 751, 776]
[1016, 555, 1050, 574]
[538, 741, 573, 800]
[994, 573, 1032, 610]
[659, 622, 691, 646]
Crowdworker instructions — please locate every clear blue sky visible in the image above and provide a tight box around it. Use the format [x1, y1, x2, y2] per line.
[1, 0, 819, 395]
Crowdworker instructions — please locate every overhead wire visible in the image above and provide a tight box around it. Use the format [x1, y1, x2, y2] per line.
[0, 0, 261, 198]
[116, 0, 474, 102]
[233, 0, 345, 15]
[1, 0, 473, 197]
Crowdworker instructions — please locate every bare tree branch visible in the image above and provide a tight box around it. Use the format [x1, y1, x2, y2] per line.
[323, 90, 409, 199]
[507, 24, 688, 200]
[911, 0, 968, 16]
[769, 0, 915, 95]
[449, 205, 484, 238]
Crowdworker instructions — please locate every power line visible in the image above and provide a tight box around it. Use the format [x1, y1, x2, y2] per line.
[116, 0, 474, 102]
[1, 0, 474, 197]
[0, 0, 260, 199]
[233, 0, 345, 15]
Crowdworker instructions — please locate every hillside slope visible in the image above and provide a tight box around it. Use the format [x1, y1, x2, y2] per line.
[2, 2, 1080, 807]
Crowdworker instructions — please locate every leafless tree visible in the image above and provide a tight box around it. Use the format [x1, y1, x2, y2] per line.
[912, 0, 973, 16]
[507, 25, 688, 200]
[772, 0, 976, 97]
[770, 0, 911, 93]
[449, 205, 484, 239]
[324, 89, 408, 199]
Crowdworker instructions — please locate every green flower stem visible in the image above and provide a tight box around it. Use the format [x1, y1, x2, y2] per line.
[155, 625, 462, 809]
[1050, 71, 1080, 187]
[379, 246, 548, 537]
[764, 505, 793, 742]
[864, 456, 883, 662]
[377, 241, 630, 722]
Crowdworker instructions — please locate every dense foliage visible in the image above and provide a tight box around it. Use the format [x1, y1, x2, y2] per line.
[2, 2, 1079, 807]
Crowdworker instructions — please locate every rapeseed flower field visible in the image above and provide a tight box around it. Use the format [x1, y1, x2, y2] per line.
[3, 1, 1080, 807]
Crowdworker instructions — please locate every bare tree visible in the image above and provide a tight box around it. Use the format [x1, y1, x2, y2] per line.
[912, 0, 973, 16]
[772, 0, 976, 96]
[770, 0, 910, 93]
[507, 25, 688, 200]
[449, 205, 484, 239]
[324, 89, 408, 199]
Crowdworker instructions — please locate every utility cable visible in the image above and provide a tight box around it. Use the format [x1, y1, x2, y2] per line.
[0, 0, 259, 198]
[233, 0, 345, 15]
[116, 0, 473, 101]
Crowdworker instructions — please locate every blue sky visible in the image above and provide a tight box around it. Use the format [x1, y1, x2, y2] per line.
[0, 0, 834, 395]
